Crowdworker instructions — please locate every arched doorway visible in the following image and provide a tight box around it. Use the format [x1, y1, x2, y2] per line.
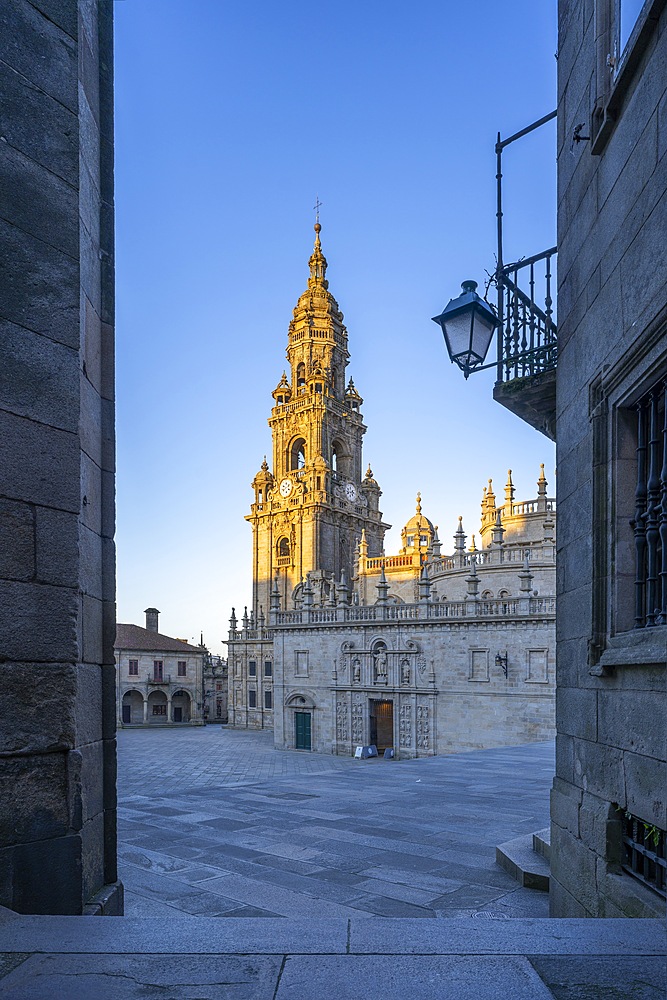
[171, 689, 191, 723]
[286, 693, 315, 750]
[121, 689, 144, 725]
[147, 690, 168, 723]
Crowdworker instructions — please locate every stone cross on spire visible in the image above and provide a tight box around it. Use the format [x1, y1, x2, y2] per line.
[313, 194, 323, 224]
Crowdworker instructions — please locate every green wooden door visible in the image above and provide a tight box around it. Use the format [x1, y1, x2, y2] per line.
[295, 712, 312, 750]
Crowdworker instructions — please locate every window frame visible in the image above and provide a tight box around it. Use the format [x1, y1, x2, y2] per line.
[591, 0, 666, 154]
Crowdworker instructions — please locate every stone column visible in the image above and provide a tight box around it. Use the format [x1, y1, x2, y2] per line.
[0, 1, 120, 914]
[143, 698, 149, 725]
[167, 697, 173, 723]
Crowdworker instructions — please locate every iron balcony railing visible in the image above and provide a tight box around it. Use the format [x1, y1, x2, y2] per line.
[496, 247, 558, 382]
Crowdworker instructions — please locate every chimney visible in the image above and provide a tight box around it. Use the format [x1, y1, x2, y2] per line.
[144, 607, 160, 632]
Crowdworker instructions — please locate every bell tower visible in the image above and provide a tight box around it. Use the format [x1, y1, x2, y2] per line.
[247, 223, 389, 616]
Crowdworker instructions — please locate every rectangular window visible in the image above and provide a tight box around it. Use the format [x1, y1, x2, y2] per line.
[152, 704, 166, 716]
[249, 660, 257, 676]
[249, 689, 257, 708]
[469, 649, 489, 682]
[295, 650, 309, 676]
[264, 689, 272, 709]
[128, 659, 138, 676]
[153, 660, 163, 681]
[264, 661, 272, 677]
[526, 649, 549, 683]
[177, 660, 187, 677]
[619, 0, 645, 53]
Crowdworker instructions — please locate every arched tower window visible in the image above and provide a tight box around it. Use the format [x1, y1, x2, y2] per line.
[278, 537, 290, 558]
[290, 438, 306, 470]
[296, 363, 306, 391]
[331, 441, 350, 478]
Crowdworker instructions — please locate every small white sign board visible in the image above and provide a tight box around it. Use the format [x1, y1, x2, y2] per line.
[354, 746, 363, 758]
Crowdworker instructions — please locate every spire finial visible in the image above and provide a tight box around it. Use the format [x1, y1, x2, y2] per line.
[308, 214, 327, 282]
[416, 492, 422, 514]
[314, 194, 322, 227]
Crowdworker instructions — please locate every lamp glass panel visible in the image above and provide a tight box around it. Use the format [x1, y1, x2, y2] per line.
[443, 311, 474, 360]
[469, 307, 495, 363]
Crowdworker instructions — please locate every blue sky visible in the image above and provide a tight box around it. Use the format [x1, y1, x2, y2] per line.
[114, 0, 557, 652]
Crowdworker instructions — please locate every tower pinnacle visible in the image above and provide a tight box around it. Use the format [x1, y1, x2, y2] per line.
[308, 221, 327, 284]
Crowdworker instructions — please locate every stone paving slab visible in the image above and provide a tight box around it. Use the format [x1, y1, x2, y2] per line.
[0, 953, 283, 999]
[274, 954, 555, 1000]
[348, 917, 667, 955]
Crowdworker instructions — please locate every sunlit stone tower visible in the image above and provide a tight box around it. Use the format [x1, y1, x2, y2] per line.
[246, 224, 389, 617]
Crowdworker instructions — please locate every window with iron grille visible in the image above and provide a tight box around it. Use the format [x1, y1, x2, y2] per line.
[622, 813, 666, 899]
[631, 383, 667, 628]
[264, 689, 272, 709]
[249, 660, 256, 676]
[264, 661, 272, 677]
[248, 689, 256, 708]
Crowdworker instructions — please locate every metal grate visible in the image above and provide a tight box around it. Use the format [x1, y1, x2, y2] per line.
[496, 248, 558, 382]
[632, 382, 667, 627]
[622, 813, 666, 899]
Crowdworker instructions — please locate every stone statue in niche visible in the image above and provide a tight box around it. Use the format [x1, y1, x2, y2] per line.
[374, 648, 388, 683]
[401, 661, 410, 685]
[352, 659, 361, 683]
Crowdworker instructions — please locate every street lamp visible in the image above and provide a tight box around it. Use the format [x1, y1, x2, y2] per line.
[431, 280, 499, 379]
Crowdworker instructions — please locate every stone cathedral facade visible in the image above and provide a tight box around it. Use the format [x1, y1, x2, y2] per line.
[228, 226, 556, 757]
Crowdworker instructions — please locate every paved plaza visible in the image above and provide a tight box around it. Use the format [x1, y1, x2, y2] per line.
[1, 732, 664, 998]
[118, 726, 553, 919]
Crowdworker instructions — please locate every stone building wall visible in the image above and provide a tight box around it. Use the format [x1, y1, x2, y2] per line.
[553, 0, 667, 917]
[0, 1, 120, 914]
[248, 599, 556, 757]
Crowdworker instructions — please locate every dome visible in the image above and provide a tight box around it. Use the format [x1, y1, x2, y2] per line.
[400, 493, 436, 553]
[252, 457, 274, 486]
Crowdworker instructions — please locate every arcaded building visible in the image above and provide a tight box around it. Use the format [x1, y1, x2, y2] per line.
[115, 609, 205, 726]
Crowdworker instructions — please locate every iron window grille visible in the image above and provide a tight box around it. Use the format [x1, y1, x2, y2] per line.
[622, 813, 666, 899]
[631, 382, 667, 628]
[249, 660, 257, 676]
[248, 689, 257, 708]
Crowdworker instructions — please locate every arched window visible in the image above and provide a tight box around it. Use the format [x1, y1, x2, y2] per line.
[296, 363, 306, 390]
[290, 438, 306, 470]
[331, 441, 350, 477]
[278, 537, 290, 558]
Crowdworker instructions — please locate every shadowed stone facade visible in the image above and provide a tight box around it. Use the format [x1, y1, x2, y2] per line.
[0, 1, 120, 914]
[548, 0, 667, 919]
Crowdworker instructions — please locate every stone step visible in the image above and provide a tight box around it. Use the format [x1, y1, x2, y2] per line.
[495, 833, 550, 891]
[533, 826, 551, 861]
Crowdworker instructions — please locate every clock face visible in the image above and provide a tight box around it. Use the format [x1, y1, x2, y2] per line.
[280, 478, 293, 497]
[345, 482, 357, 502]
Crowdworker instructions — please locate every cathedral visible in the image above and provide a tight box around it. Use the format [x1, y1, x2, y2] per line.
[227, 225, 556, 757]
